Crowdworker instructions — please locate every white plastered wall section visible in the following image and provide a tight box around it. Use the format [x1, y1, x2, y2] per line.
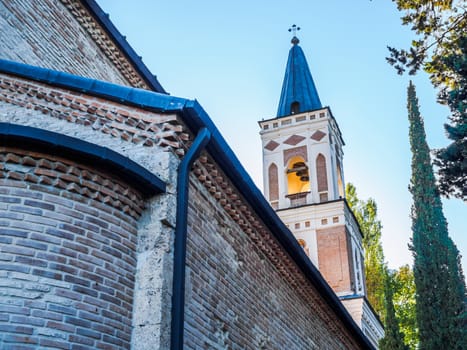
[259, 107, 365, 297]
[258, 107, 346, 262]
[259, 107, 344, 209]
[276, 200, 345, 266]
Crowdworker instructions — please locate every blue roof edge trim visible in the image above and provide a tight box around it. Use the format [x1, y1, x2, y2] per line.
[0, 123, 166, 196]
[0, 59, 374, 349]
[82, 0, 166, 94]
[0, 59, 184, 113]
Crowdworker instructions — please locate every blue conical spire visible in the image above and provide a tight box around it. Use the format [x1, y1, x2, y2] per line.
[276, 36, 322, 117]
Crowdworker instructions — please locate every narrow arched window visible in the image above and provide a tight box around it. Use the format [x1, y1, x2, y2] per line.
[268, 163, 279, 203]
[290, 101, 300, 114]
[316, 154, 328, 202]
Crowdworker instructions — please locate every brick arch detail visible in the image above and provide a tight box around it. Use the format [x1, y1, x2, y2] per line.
[283, 145, 308, 166]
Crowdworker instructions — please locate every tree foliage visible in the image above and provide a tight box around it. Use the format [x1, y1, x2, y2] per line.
[388, 0, 467, 198]
[345, 183, 386, 320]
[407, 82, 466, 349]
[391, 265, 418, 349]
[379, 270, 408, 350]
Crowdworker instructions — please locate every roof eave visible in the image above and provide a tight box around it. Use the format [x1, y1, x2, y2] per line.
[81, 0, 167, 94]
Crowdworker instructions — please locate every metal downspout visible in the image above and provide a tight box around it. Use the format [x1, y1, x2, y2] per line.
[170, 127, 211, 350]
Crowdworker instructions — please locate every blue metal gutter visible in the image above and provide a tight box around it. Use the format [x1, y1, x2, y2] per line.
[0, 59, 183, 112]
[81, 0, 166, 94]
[171, 128, 211, 350]
[0, 123, 166, 196]
[0, 59, 374, 350]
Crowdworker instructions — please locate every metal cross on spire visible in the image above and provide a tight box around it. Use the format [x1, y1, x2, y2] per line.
[288, 24, 300, 45]
[288, 24, 300, 36]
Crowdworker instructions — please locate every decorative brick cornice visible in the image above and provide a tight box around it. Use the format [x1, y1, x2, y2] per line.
[59, 0, 149, 90]
[192, 155, 361, 348]
[0, 74, 189, 156]
[0, 148, 145, 219]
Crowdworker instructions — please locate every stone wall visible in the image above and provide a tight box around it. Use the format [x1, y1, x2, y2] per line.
[0, 71, 185, 349]
[184, 174, 362, 349]
[0, 0, 149, 89]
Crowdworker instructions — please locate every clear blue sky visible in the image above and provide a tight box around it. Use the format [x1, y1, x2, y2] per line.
[97, 0, 465, 271]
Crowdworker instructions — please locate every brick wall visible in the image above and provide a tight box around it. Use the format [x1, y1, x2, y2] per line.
[0, 147, 146, 349]
[0, 73, 187, 162]
[0, 72, 183, 349]
[0, 0, 147, 88]
[184, 176, 361, 349]
[316, 225, 354, 294]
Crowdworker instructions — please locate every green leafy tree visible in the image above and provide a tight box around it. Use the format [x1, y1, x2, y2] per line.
[346, 183, 386, 320]
[406, 81, 466, 349]
[380, 270, 408, 350]
[387, 0, 467, 199]
[392, 265, 418, 349]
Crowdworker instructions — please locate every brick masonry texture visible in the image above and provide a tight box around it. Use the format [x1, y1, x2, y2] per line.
[0, 0, 149, 89]
[317, 225, 354, 294]
[184, 165, 363, 349]
[0, 147, 144, 350]
[0, 72, 180, 350]
[0, 73, 189, 158]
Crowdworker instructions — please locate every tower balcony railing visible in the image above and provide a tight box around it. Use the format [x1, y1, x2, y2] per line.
[286, 191, 310, 207]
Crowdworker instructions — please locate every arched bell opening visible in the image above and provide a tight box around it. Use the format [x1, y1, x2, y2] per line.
[286, 156, 310, 206]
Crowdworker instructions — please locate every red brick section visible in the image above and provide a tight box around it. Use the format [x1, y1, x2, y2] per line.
[268, 163, 279, 201]
[316, 153, 328, 192]
[188, 155, 363, 349]
[0, 147, 144, 350]
[316, 225, 354, 294]
[0, 74, 189, 155]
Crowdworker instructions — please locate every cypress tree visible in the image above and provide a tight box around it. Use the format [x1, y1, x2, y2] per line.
[379, 271, 408, 350]
[407, 81, 466, 350]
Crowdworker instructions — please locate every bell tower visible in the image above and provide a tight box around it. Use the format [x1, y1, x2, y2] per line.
[259, 28, 384, 346]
